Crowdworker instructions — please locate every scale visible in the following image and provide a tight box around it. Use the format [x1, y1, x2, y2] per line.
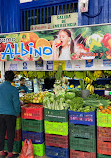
[104, 88, 111, 96]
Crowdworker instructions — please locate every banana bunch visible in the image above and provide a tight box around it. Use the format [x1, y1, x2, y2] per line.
[94, 70, 102, 78]
[84, 77, 93, 84]
[86, 84, 95, 94]
[86, 71, 97, 81]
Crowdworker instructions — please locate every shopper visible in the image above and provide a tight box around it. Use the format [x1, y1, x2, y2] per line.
[0, 71, 20, 158]
[19, 77, 30, 93]
[52, 29, 74, 60]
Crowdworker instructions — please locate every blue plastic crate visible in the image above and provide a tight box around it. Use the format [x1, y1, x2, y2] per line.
[45, 146, 69, 158]
[22, 131, 44, 144]
[69, 110, 96, 125]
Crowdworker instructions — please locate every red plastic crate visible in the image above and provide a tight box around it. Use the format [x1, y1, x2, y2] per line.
[97, 126, 111, 141]
[45, 134, 68, 148]
[97, 140, 111, 155]
[70, 150, 96, 158]
[21, 104, 43, 120]
[5, 129, 21, 141]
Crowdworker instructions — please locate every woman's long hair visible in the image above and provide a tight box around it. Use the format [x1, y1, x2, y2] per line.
[59, 29, 74, 57]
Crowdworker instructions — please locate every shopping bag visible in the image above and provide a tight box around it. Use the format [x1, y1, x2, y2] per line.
[20, 139, 28, 158]
[26, 139, 34, 158]
[20, 139, 34, 158]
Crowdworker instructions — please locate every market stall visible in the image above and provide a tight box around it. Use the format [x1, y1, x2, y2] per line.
[0, 23, 111, 158]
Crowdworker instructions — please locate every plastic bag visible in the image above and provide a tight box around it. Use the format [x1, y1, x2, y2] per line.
[20, 139, 34, 158]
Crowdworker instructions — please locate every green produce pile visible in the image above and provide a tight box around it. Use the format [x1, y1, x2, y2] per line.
[43, 90, 111, 112]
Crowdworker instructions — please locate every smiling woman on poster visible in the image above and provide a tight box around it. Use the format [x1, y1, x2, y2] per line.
[52, 29, 74, 60]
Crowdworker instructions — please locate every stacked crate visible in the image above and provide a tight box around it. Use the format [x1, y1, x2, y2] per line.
[44, 108, 69, 158]
[97, 111, 111, 158]
[69, 110, 96, 158]
[5, 115, 22, 153]
[21, 103, 45, 157]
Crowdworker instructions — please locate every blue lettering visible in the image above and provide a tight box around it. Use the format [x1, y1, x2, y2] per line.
[43, 47, 52, 55]
[34, 47, 42, 57]
[14, 43, 20, 55]
[21, 42, 29, 56]
[28, 42, 34, 55]
[1, 44, 14, 59]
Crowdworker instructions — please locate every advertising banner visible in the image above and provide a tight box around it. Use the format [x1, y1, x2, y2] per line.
[0, 23, 111, 61]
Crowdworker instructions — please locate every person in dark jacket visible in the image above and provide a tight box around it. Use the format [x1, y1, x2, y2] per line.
[19, 77, 30, 93]
[0, 71, 20, 158]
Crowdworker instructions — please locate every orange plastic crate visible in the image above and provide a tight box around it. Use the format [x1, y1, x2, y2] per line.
[70, 150, 96, 158]
[97, 140, 111, 155]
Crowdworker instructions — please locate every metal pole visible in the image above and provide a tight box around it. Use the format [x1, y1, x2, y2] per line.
[1, 61, 5, 82]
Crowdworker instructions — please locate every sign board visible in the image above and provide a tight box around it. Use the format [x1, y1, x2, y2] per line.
[46, 61, 53, 70]
[20, 0, 32, 3]
[51, 13, 78, 29]
[0, 23, 111, 61]
[35, 60, 44, 70]
[30, 23, 52, 31]
[103, 59, 111, 67]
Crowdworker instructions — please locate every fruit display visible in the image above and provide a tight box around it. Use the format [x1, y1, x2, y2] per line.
[86, 84, 95, 94]
[20, 91, 48, 103]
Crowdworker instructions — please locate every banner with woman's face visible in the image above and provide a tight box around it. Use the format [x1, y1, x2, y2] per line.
[0, 23, 111, 61]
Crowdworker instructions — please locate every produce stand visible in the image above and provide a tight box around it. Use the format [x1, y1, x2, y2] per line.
[0, 23, 111, 158]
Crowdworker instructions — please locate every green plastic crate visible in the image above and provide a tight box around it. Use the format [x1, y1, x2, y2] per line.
[97, 154, 111, 158]
[44, 108, 68, 122]
[16, 117, 21, 130]
[4, 140, 22, 153]
[22, 119, 44, 132]
[69, 124, 96, 139]
[97, 111, 111, 127]
[44, 120, 68, 136]
[22, 142, 45, 156]
[70, 137, 96, 153]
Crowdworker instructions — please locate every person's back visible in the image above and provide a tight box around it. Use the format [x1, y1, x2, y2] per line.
[0, 81, 20, 116]
[0, 71, 20, 158]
